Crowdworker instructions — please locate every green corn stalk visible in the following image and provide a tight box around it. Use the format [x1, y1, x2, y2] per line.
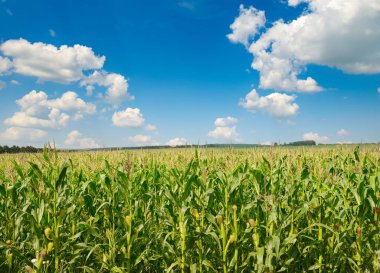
[232, 205, 238, 273]
[0, 145, 379, 272]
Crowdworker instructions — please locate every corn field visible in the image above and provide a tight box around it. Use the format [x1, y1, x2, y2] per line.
[0, 145, 379, 272]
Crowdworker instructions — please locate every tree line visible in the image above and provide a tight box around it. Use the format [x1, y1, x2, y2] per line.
[0, 140, 321, 154]
[0, 145, 41, 154]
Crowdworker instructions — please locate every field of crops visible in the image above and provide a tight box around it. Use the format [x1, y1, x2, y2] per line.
[0, 145, 379, 272]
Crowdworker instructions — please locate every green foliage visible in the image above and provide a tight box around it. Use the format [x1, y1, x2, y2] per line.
[0, 145, 41, 154]
[0, 146, 379, 272]
[285, 140, 316, 146]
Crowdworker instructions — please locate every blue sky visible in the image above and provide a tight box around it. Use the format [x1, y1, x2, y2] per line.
[0, 0, 379, 148]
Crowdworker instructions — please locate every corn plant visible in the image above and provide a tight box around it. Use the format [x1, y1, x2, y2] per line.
[0, 145, 379, 272]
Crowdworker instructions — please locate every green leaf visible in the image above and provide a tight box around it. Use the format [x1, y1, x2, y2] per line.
[0, 184, 6, 197]
[56, 164, 68, 189]
[37, 199, 45, 224]
[308, 264, 322, 270]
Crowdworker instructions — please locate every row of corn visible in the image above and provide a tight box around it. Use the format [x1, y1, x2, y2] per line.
[0, 146, 379, 272]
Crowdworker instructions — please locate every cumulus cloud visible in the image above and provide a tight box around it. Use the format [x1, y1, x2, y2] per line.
[145, 124, 157, 131]
[208, 117, 241, 142]
[0, 38, 133, 105]
[17, 90, 95, 118]
[337, 140, 353, 144]
[4, 90, 95, 129]
[64, 131, 80, 145]
[0, 56, 12, 75]
[80, 70, 133, 104]
[288, 0, 309, 7]
[229, 0, 380, 92]
[227, 5, 266, 46]
[10, 80, 20, 85]
[166, 137, 187, 147]
[65, 130, 100, 149]
[0, 38, 105, 83]
[214, 116, 238, 127]
[337, 129, 349, 137]
[208, 126, 240, 142]
[48, 91, 96, 114]
[112, 108, 145, 128]
[127, 134, 158, 146]
[240, 89, 299, 117]
[261, 141, 274, 146]
[5, 111, 69, 129]
[303, 132, 329, 143]
[0, 126, 47, 141]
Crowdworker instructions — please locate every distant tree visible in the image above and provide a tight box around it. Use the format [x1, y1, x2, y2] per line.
[286, 140, 316, 146]
[0, 145, 41, 154]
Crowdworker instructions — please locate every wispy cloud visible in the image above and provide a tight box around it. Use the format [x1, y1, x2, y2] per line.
[178, 1, 195, 11]
[49, 29, 56, 37]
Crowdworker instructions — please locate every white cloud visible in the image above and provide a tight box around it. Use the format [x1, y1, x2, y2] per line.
[0, 39, 132, 105]
[208, 117, 241, 142]
[127, 134, 157, 146]
[10, 80, 20, 85]
[337, 129, 349, 137]
[288, 0, 309, 7]
[166, 137, 187, 147]
[65, 130, 100, 149]
[337, 140, 353, 144]
[208, 126, 240, 142]
[178, 1, 195, 10]
[0, 126, 47, 141]
[214, 116, 238, 127]
[240, 89, 299, 117]
[227, 4, 266, 46]
[229, 0, 380, 92]
[4, 90, 95, 129]
[112, 108, 145, 128]
[64, 130, 80, 145]
[48, 91, 96, 114]
[17, 90, 95, 117]
[86, 85, 94, 96]
[0, 56, 12, 75]
[5, 110, 70, 129]
[261, 141, 273, 146]
[81, 70, 133, 104]
[377, 87, 380, 94]
[145, 124, 157, 131]
[303, 132, 329, 143]
[0, 38, 105, 83]
[15, 90, 50, 117]
[128, 134, 151, 143]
